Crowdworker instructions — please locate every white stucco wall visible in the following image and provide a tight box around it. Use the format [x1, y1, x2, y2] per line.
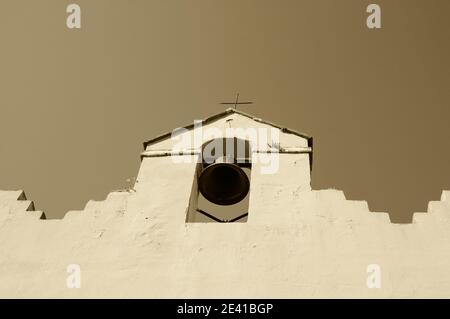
[1, 169, 450, 298]
[1, 112, 449, 298]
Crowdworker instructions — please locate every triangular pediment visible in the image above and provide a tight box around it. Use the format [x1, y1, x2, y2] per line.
[143, 108, 312, 153]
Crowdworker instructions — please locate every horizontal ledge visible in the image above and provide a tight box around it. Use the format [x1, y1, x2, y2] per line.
[141, 147, 312, 158]
[254, 147, 312, 154]
[141, 150, 201, 157]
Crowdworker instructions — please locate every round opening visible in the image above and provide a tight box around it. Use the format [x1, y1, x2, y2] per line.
[198, 163, 250, 206]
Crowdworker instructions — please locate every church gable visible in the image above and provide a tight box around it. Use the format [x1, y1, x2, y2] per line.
[142, 108, 312, 154]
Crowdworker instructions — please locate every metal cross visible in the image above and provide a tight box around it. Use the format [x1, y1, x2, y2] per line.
[220, 93, 253, 110]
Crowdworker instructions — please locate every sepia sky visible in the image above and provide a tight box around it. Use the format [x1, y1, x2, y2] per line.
[0, 0, 449, 221]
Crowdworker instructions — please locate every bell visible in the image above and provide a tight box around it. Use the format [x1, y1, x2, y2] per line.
[198, 156, 250, 206]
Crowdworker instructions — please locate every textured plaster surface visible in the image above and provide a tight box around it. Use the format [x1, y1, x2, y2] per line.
[1, 168, 450, 298]
[1, 112, 449, 298]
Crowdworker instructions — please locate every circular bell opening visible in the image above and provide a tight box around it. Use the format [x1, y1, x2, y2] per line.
[198, 163, 250, 206]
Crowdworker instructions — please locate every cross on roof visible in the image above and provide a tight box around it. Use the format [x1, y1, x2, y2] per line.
[220, 93, 253, 110]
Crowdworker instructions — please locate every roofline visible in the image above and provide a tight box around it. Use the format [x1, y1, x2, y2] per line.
[143, 108, 312, 149]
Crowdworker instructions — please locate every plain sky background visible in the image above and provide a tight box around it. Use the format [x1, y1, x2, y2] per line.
[0, 0, 449, 222]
